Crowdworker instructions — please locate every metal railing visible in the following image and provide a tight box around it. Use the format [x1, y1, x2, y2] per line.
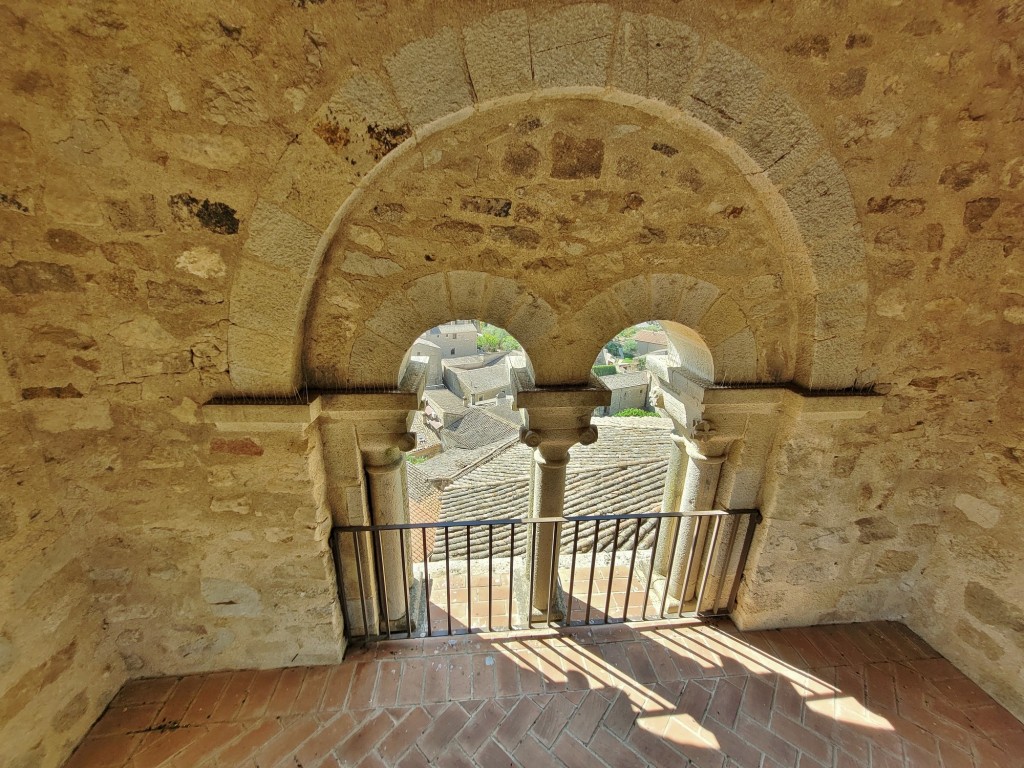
[331, 508, 760, 644]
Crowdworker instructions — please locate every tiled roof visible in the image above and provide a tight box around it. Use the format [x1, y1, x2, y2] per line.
[599, 372, 650, 390]
[635, 329, 668, 345]
[424, 387, 468, 417]
[433, 321, 477, 335]
[443, 408, 520, 450]
[427, 418, 673, 560]
[413, 438, 520, 483]
[410, 412, 441, 451]
[451, 362, 512, 396]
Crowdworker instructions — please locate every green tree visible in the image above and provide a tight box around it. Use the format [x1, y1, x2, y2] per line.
[613, 408, 659, 417]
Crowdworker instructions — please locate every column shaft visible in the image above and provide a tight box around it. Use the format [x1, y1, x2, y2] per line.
[530, 450, 568, 614]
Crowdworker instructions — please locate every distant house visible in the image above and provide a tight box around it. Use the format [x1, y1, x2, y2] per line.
[442, 352, 516, 404]
[419, 320, 479, 359]
[409, 338, 443, 386]
[634, 329, 668, 356]
[596, 371, 651, 416]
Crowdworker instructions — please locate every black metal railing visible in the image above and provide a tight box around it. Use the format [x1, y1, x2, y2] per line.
[331, 508, 760, 644]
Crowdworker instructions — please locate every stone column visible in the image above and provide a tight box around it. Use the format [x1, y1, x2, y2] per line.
[665, 425, 731, 605]
[360, 431, 417, 624]
[516, 382, 610, 622]
[521, 424, 598, 617]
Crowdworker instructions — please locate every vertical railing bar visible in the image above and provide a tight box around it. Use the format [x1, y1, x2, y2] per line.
[375, 530, 392, 641]
[622, 520, 642, 622]
[546, 519, 559, 628]
[659, 513, 681, 621]
[677, 515, 704, 619]
[584, 520, 600, 625]
[466, 527, 472, 634]
[641, 517, 661, 622]
[488, 525, 494, 633]
[603, 519, 621, 624]
[727, 512, 760, 612]
[444, 528, 452, 636]
[694, 516, 723, 616]
[508, 523, 515, 631]
[712, 514, 740, 615]
[421, 527, 431, 639]
[566, 520, 581, 626]
[399, 530, 412, 638]
[352, 531, 370, 641]
[332, 531, 353, 643]
[527, 522, 537, 630]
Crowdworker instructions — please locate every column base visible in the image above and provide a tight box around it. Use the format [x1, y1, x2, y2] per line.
[511, 560, 567, 627]
[648, 576, 700, 618]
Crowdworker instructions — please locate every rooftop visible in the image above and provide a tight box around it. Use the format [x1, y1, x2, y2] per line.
[599, 372, 651, 390]
[635, 330, 669, 345]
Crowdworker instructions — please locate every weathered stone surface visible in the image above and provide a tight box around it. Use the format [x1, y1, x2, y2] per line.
[385, 27, 473, 127]
[531, 4, 616, 88]
[463, 9, 533, 101]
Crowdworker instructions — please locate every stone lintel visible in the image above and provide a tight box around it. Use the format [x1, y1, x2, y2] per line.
[200, 402, 312, 431]
[702, 385, 883, 421]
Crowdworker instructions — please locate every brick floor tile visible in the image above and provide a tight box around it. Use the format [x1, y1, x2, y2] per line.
[396, 658, 426, 706]
[92, 703, 163, 737]
[234, 669, 282, 721]
[163, 722, 245, 767]
[130, 727, 202, 767]
[293, 711, 357, 766]
[704, 718, 763, 768]
[334, 710, 394, 765]
[740, 675, 775, 726]
[371, 659, 402, 708]
[566, 690, 609, 744]
[493, 653, 521, 697]
[708, 679, 744, 728]
[347, 661, 380, 710]
[422, 657, 450, 703]
[264, 667, 307, 717]
[249, 716, 319, 767]
[320, 663, 357, 711]
[293, 665, 333, 713]
[155, 676, 205, 726]
[475, 738, 520, 767]
[770, 712, 832, 765]
[207, 670, 256, 723]
[589, 727, 647, 768]
[623, 642, 657, 683]
[736, 713, 798, 766]
[64, 735, 141, 768]
[553, 732, 605, 768]
[215, 718, 283, 765]
[395, 747, 431, 768]
[419, 702, 471, 760]
[434, 744, 477, 768]
[448, 657, 474, 700]
[457, 699, 506, 755]
[513, 733, 565, 767]
[377, 706, 432, 763]
[495, 697, 542, 751]
[180, 672, 232, 726]
[603, 690, 638, 738]
[356, 751, 386, 768]
[112, 678, 178, 708]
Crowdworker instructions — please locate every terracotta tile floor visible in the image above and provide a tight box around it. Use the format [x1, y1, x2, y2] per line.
[65, 620, 1024, 768]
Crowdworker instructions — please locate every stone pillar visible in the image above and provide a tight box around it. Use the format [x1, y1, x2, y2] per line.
[665, 426, 731, 605]
[521, 424, 597, 617]
[516, 381, 610, 622]
[359, 431, 417, 624]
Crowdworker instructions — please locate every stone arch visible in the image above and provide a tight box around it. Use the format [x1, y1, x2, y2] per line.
[304, 271, 550, 389]
[561, 274, 772, 386]
[228, 4, 868, 395]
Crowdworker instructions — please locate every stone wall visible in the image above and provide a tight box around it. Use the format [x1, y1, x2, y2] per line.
[0, 1, 1022, 764]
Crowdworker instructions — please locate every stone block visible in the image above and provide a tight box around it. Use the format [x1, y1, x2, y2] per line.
[674, 278, 721, 328]
[402, 272, 452, 322]
[481, 276, 527, 326]
[808, 227, 867, 292]
[229, 258, 307, 335]
[244, 200, 323, 274]
[687, 42, 766, 137]
[530, 4, 616, 88]
[200, 578, 261, 617]
[463, 9, 533, 101]
[446, 271, 487, 319]
[385, 28, 473, 128]
[712, 328, 758, 383]
[610, 275, 652, 322]
[644, 16, 703, 107]
[24, 399, 113, 432]
[698, 296, 750, 347]
[649, 272, 697, 321]
[227, 325, 296, 391]
[737, 87, 823, 184]
[783, 153, 859, 244]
